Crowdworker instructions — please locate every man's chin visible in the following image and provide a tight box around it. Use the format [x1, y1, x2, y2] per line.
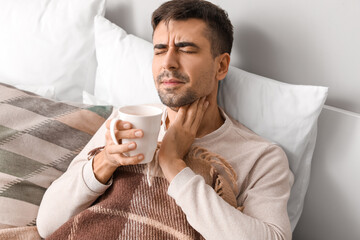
[158, 92, 199, 111]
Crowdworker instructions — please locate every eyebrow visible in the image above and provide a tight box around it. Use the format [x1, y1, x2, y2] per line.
[154, 42, 199, 49]
[175, 42, 199, 48]
[154, 44, 167, 49]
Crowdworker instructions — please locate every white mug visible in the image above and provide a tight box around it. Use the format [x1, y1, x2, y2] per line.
[110, 105, 163, 164]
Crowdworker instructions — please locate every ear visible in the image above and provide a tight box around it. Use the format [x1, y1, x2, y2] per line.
[215, 53, 230, 81]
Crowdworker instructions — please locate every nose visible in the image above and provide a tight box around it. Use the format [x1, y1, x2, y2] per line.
[162, 47, 179, 70]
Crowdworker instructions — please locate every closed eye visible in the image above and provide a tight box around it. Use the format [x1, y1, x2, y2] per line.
[179, 49, 196, 54]
[176, 42, 199, 54]
[154, 50, 167, 55]
[154, 44, 167, 55]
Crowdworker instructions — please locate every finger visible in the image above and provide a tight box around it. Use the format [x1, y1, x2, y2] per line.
[105, 130, 118, 144]
[106, 144, 145, 165]
[106, 151, 145, 166]
[192, 98, 209, 131]
[106, 119, 132, 130]
[105, 129, 143, 145]
[118, 154, 145, 165]
[183, 97, 203, 128]
[182, 98, 200, 125]
[117, 129, 143, 139]
[106, 141, 137, 154]
[174, 105, 188, 125]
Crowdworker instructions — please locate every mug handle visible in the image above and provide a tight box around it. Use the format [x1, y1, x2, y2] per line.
[110, 118, 119, 145]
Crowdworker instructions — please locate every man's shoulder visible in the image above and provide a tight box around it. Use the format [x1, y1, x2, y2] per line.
[225, 112, 274, 146]
[226, 116, 288, 163]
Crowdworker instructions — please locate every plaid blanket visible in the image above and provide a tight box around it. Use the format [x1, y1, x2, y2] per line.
[47, 146, 241, 240]
[48, 164, 200, 240]
[0, 83, 112, 230]
[0, 226, 40, 240]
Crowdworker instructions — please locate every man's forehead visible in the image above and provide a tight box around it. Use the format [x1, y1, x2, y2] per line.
[153, 19, 209, 42]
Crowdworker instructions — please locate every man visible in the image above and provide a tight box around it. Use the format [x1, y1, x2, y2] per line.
[37, 0, 293, 239]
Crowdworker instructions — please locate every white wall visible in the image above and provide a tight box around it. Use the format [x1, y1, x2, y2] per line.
[105, 0, 360, 114]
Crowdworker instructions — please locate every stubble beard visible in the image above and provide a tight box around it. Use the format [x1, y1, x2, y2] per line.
[156, 70, 198, 110]
[158, 88, 198, 110]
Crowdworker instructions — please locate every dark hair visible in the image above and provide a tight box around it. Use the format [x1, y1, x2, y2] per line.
[151, 0, 233, 57]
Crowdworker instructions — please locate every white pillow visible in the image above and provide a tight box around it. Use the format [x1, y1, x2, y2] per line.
[0, 0, 106, 102]
[94, 15, 161, 107]
[82, 90, 110, 106]
[218, 67, 328, 230]
[14, 85, 55, 99]
[93, 16, 328, 230]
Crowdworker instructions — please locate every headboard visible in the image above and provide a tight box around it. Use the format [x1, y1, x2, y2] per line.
[104, 0, 360, 239]
[294, 106, 360, 239]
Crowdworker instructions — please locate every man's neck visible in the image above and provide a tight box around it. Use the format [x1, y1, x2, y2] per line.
[166, 103, 224, 138]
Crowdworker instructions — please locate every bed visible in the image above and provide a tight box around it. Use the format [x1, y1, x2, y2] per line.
[1, 0, 359, 239]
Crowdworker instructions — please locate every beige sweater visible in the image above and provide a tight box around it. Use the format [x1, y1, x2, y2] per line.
[37, 109, 293, 240]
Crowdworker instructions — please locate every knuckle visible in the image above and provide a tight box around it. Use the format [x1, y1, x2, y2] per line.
[116, 120, 124, 128]
[106, 145, 116, 154]
[117, 130, 128, 139]
[119, 156, 136, 166]
[133, 155, 144, 164]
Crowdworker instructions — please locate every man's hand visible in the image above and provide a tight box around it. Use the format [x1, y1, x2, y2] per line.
[93, 120, 145, 184]
[159, 97, 209, 182]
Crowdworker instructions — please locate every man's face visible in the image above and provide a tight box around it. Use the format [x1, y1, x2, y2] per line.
[152, 19, 218, 109]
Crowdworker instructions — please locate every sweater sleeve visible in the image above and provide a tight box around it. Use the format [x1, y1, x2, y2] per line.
[36, 120, 112, 238]
[167, 144, 293, 240]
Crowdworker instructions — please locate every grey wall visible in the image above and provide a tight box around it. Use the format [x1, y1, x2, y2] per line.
[105, 0, 360, 114]
[292, 106, 360, 240]
[104, 1, 360, 238]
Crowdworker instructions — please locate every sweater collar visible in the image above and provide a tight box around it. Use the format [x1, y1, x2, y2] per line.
[159, 107, 232, 143]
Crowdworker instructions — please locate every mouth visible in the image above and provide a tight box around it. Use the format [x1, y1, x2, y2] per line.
[160, 78, 185, 87]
